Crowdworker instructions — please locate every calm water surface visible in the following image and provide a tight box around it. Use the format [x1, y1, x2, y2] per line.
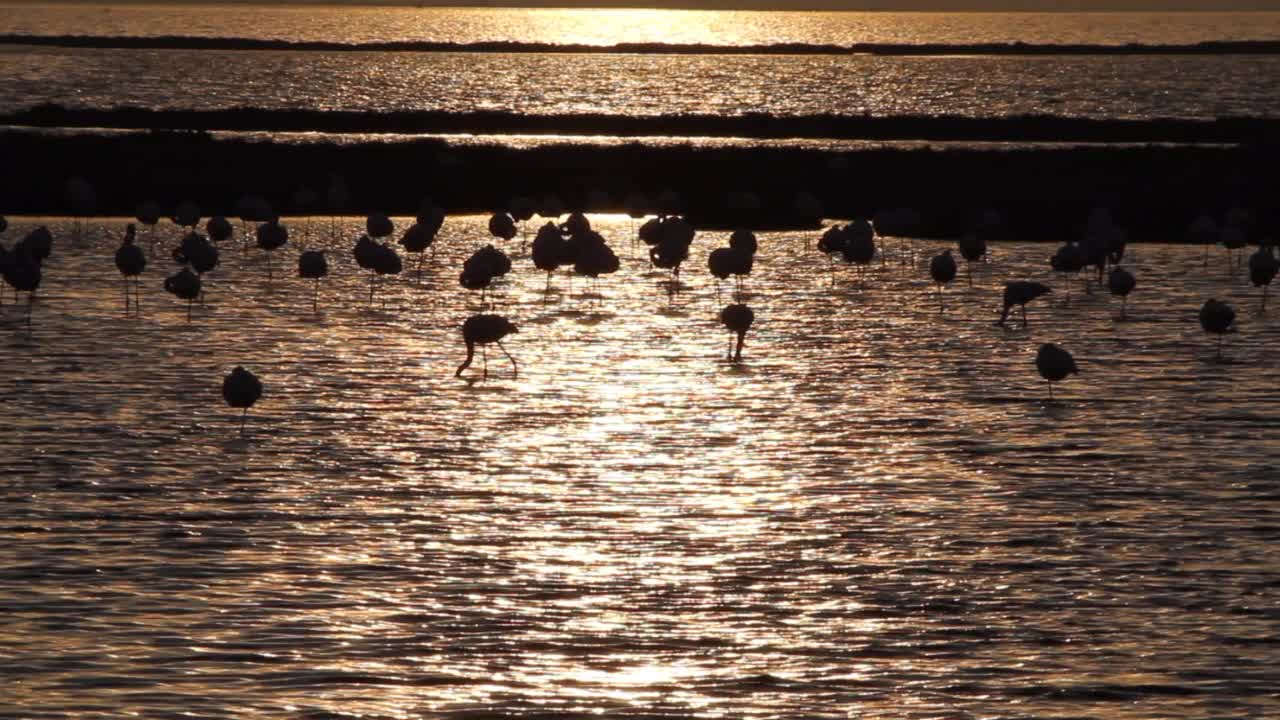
[4, 5, 1280, 45]
[1, 217, 1277, 718]
[4, 46, 1279, 120]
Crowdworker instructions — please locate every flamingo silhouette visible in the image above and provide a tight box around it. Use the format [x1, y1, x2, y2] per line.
[1199, 299, 1236, 360]
[456, 314, 518, 380]
[460, 245, 511, 307]
[163, 267, 201, 321]
[571, 230, 620, 303]
[222, 366, 263, 435]
[929, 249, 957, 312]
[298, 250, 328, 313]
[206, 216, 234, 245]
[369, 242, 403, 308]
[1035, 343, 1078, 399]
[488, 212, 517, 245]
[136, 200, 162, 256]
[256, 218, 288, 280]
[1050, 242, 1086, 303]
[65, 176, 96, 239]
[957, 233, 986, 286]
[708, 245, 753, 300]
[1187, 215, 1218, 268]
[531, 221, 569, 295]
[840, 219, 876, 290]
[1107, 266, 1136, 319]
[998, 281, 1052, 327]
[1248, 245, 1279, 311]
[719, 303, 754, 363]
[3, 240, 41, 331]
[114, 224, 146, 315]
[366, 212, 394, 246]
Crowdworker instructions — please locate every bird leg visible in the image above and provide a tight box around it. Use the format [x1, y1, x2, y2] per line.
[369, 273, 376, 307]
[313, 278, 320, 314]
[481, 345, 489, 380]
[123, 277, 130, 314]
[267, 251, 273, 281]
[497, 340, 518, 379]
[240, 407, 248, 435]
[1120, 296, 1127, 320]
[1021, 304, 1028, 327]
[1216, 335, 1224, 361]
[734, 331, 746, 363]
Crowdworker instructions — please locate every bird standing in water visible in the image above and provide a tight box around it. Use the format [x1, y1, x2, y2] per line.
[998, 281, 1052, 327]
[222, 366, 263, 435]
[1035, 343, 1078, 399]
[456, 314, 518, 381]
[929, 249, 957, 312]
[1199, 299, 1236, 360]
[719, 304, 754, 363]
[114, 224, 146, 315]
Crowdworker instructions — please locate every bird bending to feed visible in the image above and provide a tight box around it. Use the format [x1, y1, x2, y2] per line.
[929, 249, 957, 312]
[222, 366, 263, 434]
[456, 314, 518, 380]
[1107, 267, 1136, 319]
[1035, 343, 1078, 399]
[114, 224, 146, 314]
[1199, 299, 1236, 360]
[719, 303, 754, 363]
[998, 281, 1052, 327]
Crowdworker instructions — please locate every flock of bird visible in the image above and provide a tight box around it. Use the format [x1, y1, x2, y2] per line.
[1, 179, 1277, 433]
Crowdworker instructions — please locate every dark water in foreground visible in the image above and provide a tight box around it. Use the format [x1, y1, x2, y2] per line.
[2, 217, 1278, 718]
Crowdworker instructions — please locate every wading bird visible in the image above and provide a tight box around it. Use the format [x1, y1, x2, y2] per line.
[456, 314, 518, 380]
[114, 224, 146, 314]
[719, 303, 754, 363]
[1248, 245, 1279, 311]
[929, 249, 957, 312]
[998, 281, 1052, 327]
[1107, 266, 1136, 319]
[163, 267, 201, 321]
[1199, 298, 1236, 360]
[298, 250, 328, 314]
[1035, 343, 1078, 399]
[222, 366, 263, 435]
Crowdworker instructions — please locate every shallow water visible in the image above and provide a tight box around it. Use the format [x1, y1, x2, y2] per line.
[1, 217, 1278, 718]
[5, 46, 1279, 121]
[5, 6, 1280, 46]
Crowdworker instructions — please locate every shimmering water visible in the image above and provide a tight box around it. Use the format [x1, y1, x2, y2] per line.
[2, 217, 1278, 718]
[3, 6, 1280, 121]
[6, 6, 1280, 46]
[6, 46, 1280, 120]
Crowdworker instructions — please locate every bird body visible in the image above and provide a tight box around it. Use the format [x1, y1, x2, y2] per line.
[457, 314, 518, 379]
[1035, 343, 1078, 398]
[488, 212, 517, 242]
[999, 281, 1052, 326]
[1107, 266, 1136, 318]
[206, 216, 234, 244]
[115, 225, 146, 277]
[1249, 246, 1279, 310]
[719, 303, 754, 362]
[366, 213, 394, 240]
[930, 249, 957, 285]
[222, 366, 263, 434]
[1199, 298, 1236, 359]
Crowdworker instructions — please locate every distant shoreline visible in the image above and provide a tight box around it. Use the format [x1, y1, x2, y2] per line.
[2, 129, 1275, 241]
[5, 34, 1280, 55]
[7, 105, 1280, 145]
